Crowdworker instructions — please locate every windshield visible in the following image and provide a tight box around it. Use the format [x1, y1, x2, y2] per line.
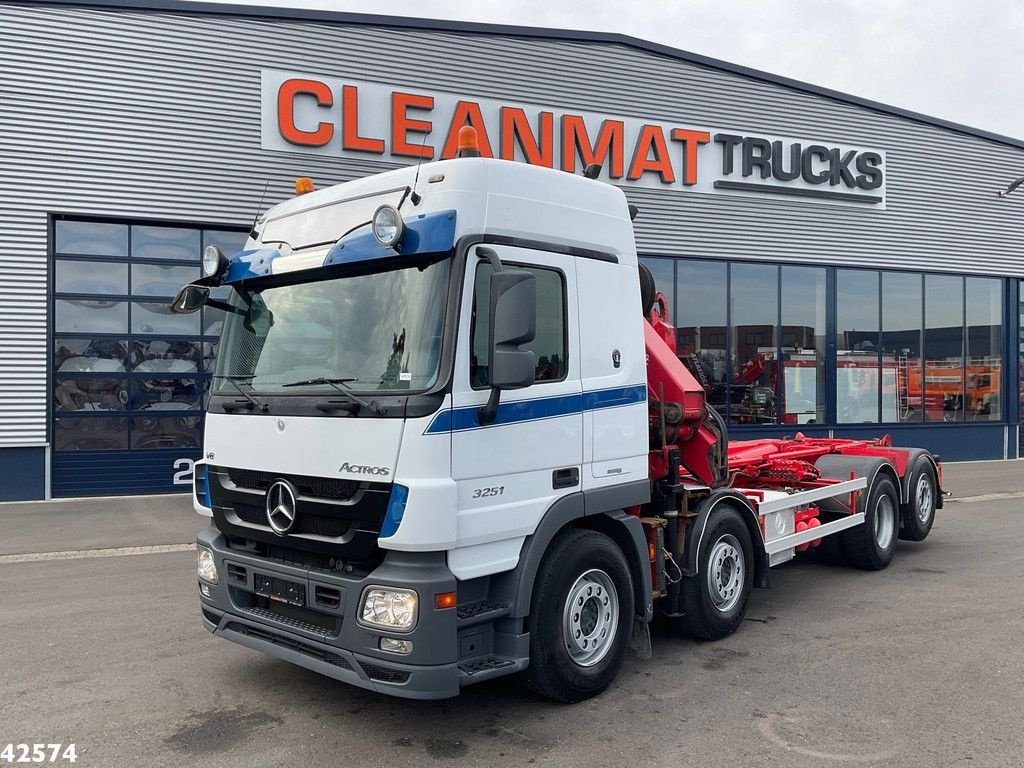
[213, 256, 451, 394]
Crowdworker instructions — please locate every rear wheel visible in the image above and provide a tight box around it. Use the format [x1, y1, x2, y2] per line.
[679, 506, 754, 640]
[900, 460, 937, 541]
[524, 529, 634, 703]
[843, 475, 899, 570]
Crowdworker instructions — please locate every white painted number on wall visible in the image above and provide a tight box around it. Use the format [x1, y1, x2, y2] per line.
[173, 458, 195, 485]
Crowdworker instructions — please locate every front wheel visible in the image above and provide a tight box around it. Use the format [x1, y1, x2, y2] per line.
[678, 506, 754, 640]
[524, 529, 634, 703]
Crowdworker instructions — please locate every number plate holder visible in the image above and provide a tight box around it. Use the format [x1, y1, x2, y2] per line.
[254, 573, 306, 607]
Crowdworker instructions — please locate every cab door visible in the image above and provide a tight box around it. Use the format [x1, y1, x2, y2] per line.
[446, 245, 582, 573]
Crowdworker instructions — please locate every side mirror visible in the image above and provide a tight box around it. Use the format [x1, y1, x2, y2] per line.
[479, 269, 537, 425]
[170, 283, 210, 314]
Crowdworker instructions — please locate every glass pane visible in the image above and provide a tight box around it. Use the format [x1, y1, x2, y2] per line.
[132, 339, 201, 373]
[925, 275, 964, 422]
[882, 272, 923, 423]
[130, 415, 202, 449]
[132, 302, 201, 335]
[965, 277, 1002, 421]
[54, 378, 127, 412]
[204, 341, 218, 373]
[676, 260, 728, 418]
[131, 378, 204, 411]
[203, 229, 248, 256]
[203, 306, 226, 336]
[781, 267, 825, 425]
[837, 270, 880, 423]
[54, 338, 129, 373]
[55, 299, 128, 334]
[132, 263, 200, 297]
[131, 226, 201, 261]
[730, 264, 778, 425]
[54, 416, 128, 451]
[55, 221, 128, 257]
[472, 264, 566, 387]
[55, 260, 129, 295]
[640, 257, 675, 319]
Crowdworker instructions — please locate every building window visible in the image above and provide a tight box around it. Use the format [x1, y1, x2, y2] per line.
[52, 218, 247, 453]
[674, 260, 727, 418]
[965, 277, 1003, 421]
[837, 270, 880, 423]
[781, 266, 826, 425]
[924, 274, 965, 422]
[730, 264, 778, 425]
[882, 271, 923, 423]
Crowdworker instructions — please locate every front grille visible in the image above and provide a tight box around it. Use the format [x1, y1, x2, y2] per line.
[360, 662, 411, 684]
[223, 622, 352, 670]
[227, 468, 361, 501]
[233, 503, 354, 538]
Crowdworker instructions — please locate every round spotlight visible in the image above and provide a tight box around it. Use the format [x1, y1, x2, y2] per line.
[202, 245, 227, 278]
[372, 205, 405, 249]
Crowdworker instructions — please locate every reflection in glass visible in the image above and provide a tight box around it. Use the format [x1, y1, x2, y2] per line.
[203, 306, 226, 336]
[781, 267, 825, 425]
[203, 229, 248, 256]
[131, 302, 201, 335]
[131, 226, 200, 260]
[837, 270, 880, 423]
[882, 272, 923, 422]
[54, 378, 127, 412]
[675, 260, 727, 419]
[965, 277, 1002, 421]
[132, 339, 201, 373]
[640, 257, 675, 315]
[130, 378, 203, 411]
[925, 275, 964, 422]
[204, 341, 218, 373]
[130, 416, 202, 449]
[54, 416, 129, 451]
[55, 221, 128, 257]
[132, 263, 199, 297]
[55, 260, 129, 295]
[55, 299, 129, 334]
[730, 264, 778, 425]
[54, 338, 129, 373]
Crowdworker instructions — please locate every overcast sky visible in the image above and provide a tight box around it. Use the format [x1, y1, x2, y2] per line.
[186, 0, 1024, 141]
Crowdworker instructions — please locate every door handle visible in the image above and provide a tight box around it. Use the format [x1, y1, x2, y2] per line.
[552, 467, 580, 489]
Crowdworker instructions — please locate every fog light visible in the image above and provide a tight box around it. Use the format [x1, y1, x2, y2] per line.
[380, 637, 413, 655]
[359, 587, 418, 631]
[202, 245, 227, 278]
[197, 546, 218, 584]
[372, 204, 404, 248]
[200, 583, 211, 597]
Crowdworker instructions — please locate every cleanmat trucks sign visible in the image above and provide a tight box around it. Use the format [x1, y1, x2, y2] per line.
[260, 68, 886, 207]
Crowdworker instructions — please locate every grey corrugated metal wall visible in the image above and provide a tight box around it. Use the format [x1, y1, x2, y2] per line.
[2, 1, 1024, 451]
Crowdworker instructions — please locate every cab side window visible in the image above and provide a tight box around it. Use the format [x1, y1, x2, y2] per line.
[470, 262, 567, 388]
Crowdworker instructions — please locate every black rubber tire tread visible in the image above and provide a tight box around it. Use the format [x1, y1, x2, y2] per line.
[842, 475, 900, 570]
[678, 506, 755, 641]
[524, 528, 634, 703]
[638, 264, 657, 318]
[900, 459, 937, 542]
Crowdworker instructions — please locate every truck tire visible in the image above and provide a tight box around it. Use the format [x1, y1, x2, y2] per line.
[900, 459, 937, 542]
[679, 506, 754, 640]
[842, 475, 899, 570]
[524, 528, 634, 703]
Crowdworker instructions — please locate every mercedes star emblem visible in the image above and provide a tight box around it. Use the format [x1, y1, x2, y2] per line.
[265, 480, 297, 535]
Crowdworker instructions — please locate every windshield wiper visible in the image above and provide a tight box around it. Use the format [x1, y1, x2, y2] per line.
[281, 377, 382, 415]
[215, 375, 269, 413]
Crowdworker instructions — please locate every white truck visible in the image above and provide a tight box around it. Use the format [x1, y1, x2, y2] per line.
[176, 130, 942, 702]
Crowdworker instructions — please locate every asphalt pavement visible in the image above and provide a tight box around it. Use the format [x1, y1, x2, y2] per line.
[1, 460, 1022, 767]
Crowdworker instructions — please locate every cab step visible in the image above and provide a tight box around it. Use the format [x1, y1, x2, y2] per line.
[456, 599, 511, 627]
[457, 654, 527, 684]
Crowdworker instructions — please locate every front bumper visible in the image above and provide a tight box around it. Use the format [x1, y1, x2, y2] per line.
[196, 526, 461, 699]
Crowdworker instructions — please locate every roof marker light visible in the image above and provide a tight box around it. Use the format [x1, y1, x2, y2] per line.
[295, 177, 315, 195]
[456, 125, 481, 157]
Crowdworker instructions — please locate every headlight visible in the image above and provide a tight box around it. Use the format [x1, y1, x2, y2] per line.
[359, 587, 418, 632]
[372, 205, 404, 248]
[202, 245, 227, 278]
[197, 546, 218, 584]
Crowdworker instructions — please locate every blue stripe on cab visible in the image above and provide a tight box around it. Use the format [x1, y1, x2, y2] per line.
[425, 384, 646, 434]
